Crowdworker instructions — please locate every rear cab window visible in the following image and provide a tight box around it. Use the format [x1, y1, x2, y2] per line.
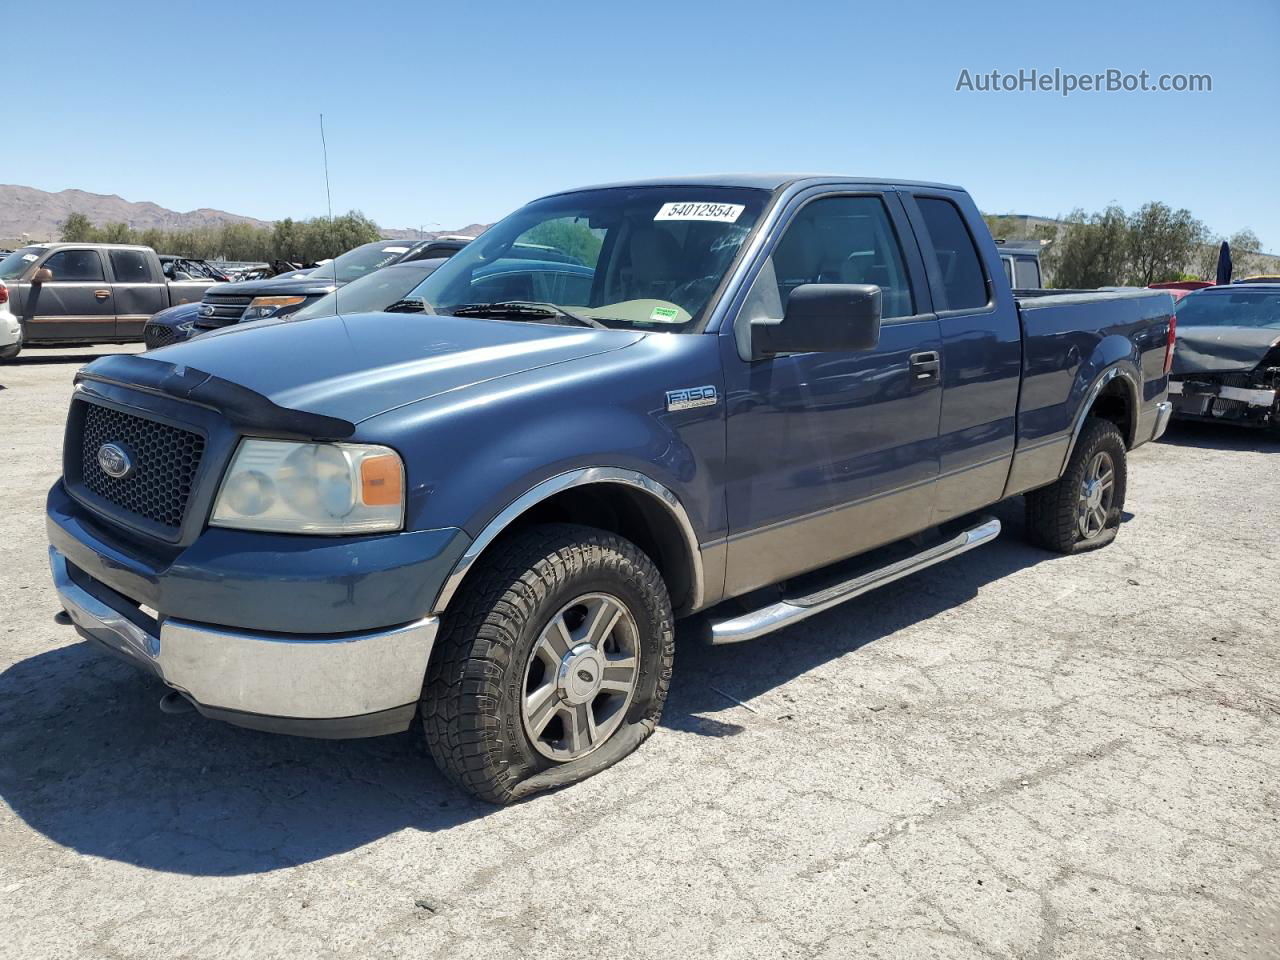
[914, 197, 990, 311]
[1014, 257, 1041, 289]
[109, 249, 155, 283]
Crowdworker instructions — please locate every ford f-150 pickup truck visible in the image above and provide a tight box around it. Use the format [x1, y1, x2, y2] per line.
[46, 175, 1175, 803]
[0, 243, 216, 359]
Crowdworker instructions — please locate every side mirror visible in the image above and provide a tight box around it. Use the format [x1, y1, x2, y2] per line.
[32, 267, 53, 284]
[750, 283, 882, 359]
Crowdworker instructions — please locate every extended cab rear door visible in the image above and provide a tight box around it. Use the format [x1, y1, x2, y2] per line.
[107, 248, 167, 339]
[899, 189, 1022, 522]
[720, 188, 943, 598]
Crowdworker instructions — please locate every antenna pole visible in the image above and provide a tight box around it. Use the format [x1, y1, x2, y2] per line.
[319, 113, 339, 312]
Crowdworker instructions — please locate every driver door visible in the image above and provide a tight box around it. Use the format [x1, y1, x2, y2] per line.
[721, 191, 943, 597]
[22, 248, 116, 343]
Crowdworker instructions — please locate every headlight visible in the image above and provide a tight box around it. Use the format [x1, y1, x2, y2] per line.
[243, 295, 307, 321]
[211, 439, 404, 534]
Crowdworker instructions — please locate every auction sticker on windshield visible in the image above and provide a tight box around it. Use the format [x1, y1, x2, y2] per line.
[654, 202, 745, 223]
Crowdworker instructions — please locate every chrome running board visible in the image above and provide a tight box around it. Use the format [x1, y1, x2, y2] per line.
[705, 517, 1001, 645]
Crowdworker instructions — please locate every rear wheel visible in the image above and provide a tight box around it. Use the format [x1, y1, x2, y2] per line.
[421, 523, 673, 804]
[1025, 417, 1127, 553]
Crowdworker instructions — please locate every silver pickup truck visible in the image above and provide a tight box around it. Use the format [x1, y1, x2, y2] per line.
[0, 243, 215, 359]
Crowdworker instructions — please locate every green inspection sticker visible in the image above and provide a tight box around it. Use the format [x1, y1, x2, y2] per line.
[649, 306, 681, 323]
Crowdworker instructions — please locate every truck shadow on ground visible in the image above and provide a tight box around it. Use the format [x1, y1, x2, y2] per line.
[0, 501, 1054, 877]
[1158, 420, 1278, 452]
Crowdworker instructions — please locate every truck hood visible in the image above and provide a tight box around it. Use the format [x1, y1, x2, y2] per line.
[124, 312, 645, 424]
[1171, 325, 1280, 376]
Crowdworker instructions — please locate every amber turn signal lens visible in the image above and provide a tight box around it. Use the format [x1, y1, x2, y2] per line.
[360, 454, 403, 507]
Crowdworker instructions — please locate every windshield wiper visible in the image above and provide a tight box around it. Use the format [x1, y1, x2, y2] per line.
[451, 301, 608, 330]
[384, 298, 428, 314]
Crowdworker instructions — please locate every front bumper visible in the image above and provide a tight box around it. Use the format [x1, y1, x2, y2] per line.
[1168, 379, 1278, 424]
[48, 480, 468, 634]
[51, 546, 439, 738]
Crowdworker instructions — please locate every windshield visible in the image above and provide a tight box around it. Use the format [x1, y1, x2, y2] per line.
[0, 246, 47, 281]
[319, 241, 414, 284]
[1176, 290, 1280, 329]
[406, 186, 770, 331]
[291, 259, 446, 320]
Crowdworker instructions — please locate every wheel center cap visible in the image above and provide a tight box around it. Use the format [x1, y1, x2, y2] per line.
[558, 643, 605, 706]
[1084, 481, 1103, 508]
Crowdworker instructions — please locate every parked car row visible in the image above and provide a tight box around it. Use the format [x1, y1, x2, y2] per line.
[0, 236, 477, 358]
[46, 173, 1177, 804]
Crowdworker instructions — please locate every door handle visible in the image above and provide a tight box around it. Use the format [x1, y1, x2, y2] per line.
[909, 350, 940, 383]
[94, 289, 111, 300]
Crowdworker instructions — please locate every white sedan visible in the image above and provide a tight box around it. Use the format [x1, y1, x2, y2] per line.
[0, 281, 20, 360]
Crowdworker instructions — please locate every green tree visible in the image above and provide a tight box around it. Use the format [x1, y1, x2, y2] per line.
[60, 212, 93, 242]
[1123, 202, 1207, 286]
[983, 214, 1026, 242]
[46, 209, 386, 263]
[1225, 228, 1266, 279]
[1043, 206, 1130, 288]
[521, 219, 603, 266]
[97, 222, 133, 244]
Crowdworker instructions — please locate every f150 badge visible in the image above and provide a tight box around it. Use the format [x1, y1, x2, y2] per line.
[665, 385, 718, 412]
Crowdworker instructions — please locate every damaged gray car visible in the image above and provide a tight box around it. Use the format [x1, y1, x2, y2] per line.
[1169, 283, 1280, 433]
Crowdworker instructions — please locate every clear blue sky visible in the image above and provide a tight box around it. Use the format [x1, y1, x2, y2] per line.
[8, 0, 1279, 249]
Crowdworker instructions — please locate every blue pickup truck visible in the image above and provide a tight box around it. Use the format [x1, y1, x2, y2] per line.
[47, 175, 1174, 802]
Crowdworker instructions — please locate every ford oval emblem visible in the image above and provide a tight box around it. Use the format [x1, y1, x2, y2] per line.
[97, 443, 134, 479]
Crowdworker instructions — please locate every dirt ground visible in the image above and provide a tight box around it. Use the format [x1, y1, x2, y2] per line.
[1, 346, 1277, 960]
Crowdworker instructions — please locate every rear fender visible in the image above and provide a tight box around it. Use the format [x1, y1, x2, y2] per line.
[1063, 355, 1141, 466]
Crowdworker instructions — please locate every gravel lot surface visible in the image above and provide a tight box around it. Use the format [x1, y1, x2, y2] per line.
[2, 346, 1277, 960]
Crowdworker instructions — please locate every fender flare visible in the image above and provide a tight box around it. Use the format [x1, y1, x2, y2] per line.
[1062, 364, 1140, 468]
[430, 467, 705, 616]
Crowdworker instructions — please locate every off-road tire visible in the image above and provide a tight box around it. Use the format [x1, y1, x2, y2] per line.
[1025, 417, 1128, 554]
[421, 523, 674, 803]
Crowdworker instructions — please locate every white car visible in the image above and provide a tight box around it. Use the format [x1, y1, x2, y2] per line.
[0, 281, 20, 360]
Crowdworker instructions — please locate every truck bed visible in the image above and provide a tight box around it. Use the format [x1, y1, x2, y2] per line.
[1005, 288, 1175, 496]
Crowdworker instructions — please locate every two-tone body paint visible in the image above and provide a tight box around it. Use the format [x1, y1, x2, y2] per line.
[6, 243, 213, 345]
[52, 176, 1173, 647]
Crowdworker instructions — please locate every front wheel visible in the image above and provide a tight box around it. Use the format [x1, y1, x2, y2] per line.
[421, 523, 674, 804]
[1025, 417, 1128, 553]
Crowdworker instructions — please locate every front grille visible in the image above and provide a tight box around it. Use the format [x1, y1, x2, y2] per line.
[78, 402, 205, 529]
[143, 322, 180, 349]
[195, 293, 251, 329]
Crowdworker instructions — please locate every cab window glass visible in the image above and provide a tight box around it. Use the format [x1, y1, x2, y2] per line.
[43, 249, 105, 282]
[916, 197, 988, 310]
[768, 195, 914, 319]
[1014, 257, 1041, 288]
[110, 249, 152, 283]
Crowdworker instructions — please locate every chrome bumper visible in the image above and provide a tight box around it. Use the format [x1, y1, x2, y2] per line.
[50, 547, 438, 737]
[1152, 400, 1173, 441]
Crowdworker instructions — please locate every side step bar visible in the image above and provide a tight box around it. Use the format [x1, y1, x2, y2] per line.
[705, 517, 1001, 645]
